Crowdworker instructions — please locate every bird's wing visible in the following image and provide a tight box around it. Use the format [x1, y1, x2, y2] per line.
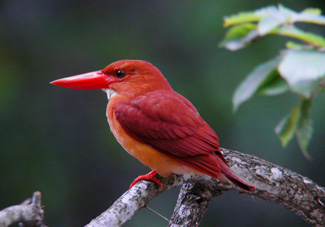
[113, 91, 222, 158]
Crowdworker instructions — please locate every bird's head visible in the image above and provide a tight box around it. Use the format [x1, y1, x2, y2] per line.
[51, 60, 172, 97]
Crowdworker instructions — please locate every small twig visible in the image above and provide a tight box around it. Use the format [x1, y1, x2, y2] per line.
[144, 205, 169, 222]
[0, 191, 46, 227]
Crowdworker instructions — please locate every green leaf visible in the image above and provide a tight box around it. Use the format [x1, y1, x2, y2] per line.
[257, 76, 289, 96]
[219, 23, 258, 50]
[292, 8, 325, 25]
[224, 12, 261, 27]
[275, 26, 325, 47]
[233, 57, 281, 111]
[275, 99, 314, 160]
[285, 41, 315, 50]
[223, 5, 278, 27]
[260, 5, 325, 26]
[296, 99, 313, 160]
[275, 106, 300, 146]
[255, 5, 280, 17]
[257, 14, 287, 35]
[256, 5, 297, 36]
[301, 8, 322, 15]
[278, 49, 325, 98]
[223, 23, 257, 40]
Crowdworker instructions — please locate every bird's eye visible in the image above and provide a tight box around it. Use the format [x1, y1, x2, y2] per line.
[116, 70, 126, 78]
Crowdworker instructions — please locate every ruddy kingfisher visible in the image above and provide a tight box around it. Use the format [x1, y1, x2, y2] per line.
[51, 60, 254, 190]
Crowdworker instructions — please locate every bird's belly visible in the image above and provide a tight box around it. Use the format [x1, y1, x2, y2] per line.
[107, 110, 194, 177]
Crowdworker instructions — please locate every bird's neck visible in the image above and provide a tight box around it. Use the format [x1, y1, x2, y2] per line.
[102, 89, 117, 102]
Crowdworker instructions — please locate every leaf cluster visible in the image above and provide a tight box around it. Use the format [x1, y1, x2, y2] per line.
[220, 5, 325, 159]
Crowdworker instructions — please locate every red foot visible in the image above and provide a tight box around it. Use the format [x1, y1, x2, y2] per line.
[129, 170, 163, 189]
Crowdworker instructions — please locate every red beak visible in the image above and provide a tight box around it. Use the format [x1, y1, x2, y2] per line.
[50, 71, 113, 90]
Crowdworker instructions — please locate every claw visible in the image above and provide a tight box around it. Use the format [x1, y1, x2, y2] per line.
[129, 170, 163, 189]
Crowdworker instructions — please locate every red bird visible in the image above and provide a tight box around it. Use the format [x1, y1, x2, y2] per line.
[51, 60, 254, 190]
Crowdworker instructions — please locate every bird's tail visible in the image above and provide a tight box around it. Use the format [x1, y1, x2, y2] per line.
[221, 165, 255, 191]
[213, 153, 255, 191]
[177, 153, 255, 191]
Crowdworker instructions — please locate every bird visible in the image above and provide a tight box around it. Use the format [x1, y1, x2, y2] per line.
[51, 60, 254, 191]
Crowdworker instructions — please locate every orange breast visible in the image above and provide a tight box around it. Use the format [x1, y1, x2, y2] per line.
[106, 95, 199, 177]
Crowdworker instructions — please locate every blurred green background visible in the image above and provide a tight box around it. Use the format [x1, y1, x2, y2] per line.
[1, 1, 324, 226]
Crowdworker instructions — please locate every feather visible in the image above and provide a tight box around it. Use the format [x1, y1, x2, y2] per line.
[113, 90, 221, 158]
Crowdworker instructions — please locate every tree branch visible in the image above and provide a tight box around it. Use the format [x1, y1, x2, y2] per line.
[1, 148, 323, 226]
[168, 182, 222, 227]
[86, 148, 325, 227]
[0, 191, 46, 227]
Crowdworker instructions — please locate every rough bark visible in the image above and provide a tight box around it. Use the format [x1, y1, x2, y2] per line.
[86, 148, 325, 227]
[0, 191, 46, 227]
[85, 175, 182, 227]
[168, 182, 222, 227]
